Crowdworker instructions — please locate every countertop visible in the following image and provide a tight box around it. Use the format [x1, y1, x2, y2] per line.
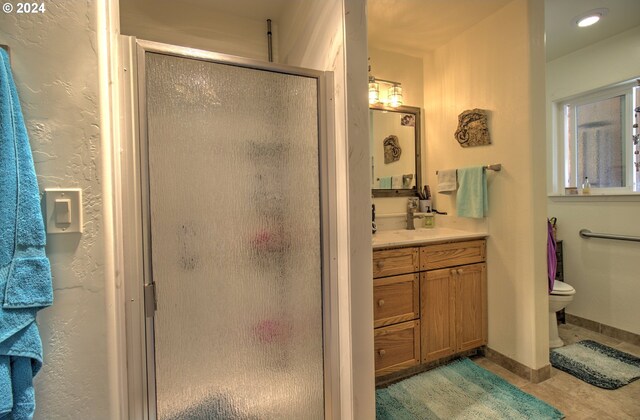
[372, 227, 488, 249]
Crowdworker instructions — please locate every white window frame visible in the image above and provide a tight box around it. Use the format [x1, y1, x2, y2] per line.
[553, 79, 638, 195]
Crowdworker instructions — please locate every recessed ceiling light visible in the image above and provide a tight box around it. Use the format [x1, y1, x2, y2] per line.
[578, 15, 600, 27]
[574, 8, 608, 28]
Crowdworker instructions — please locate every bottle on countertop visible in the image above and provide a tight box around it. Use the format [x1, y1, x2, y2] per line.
[423, 212, 435, 229]
[581, 177, 591, 195]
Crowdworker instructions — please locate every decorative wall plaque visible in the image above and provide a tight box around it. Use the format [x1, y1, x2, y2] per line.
[454, 109, 491, 147]
[383, 134, 402, 164]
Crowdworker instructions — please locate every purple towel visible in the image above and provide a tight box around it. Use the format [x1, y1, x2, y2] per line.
[547, 219, 557, 293]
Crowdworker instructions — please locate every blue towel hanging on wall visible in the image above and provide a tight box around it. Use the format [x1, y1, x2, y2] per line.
[0, 48, 53, 420]
[456, 166, 488, 218]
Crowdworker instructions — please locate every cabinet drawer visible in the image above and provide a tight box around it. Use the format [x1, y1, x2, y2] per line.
[374, 320, 420, 377]
[420, 240, 485, 270]
[374, 274, 419, 328]
[373, 247, 419, 278]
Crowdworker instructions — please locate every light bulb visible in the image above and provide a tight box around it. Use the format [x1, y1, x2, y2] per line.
[388, 85, 403, 107]
[368, 80, 379, 105]
[574, 8, 607, 28]
[577, 15, 600, 27]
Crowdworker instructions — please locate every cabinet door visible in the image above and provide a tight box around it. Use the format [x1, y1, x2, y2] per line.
[455, 263, 487, 352]
[420, 269, 456, 363]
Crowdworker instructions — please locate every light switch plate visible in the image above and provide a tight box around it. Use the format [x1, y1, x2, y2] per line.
[45, 188, 83, 234]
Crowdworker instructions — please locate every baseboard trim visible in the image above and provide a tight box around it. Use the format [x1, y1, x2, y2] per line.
[483, 347, 551, 384]
[566, 313, 640, 347]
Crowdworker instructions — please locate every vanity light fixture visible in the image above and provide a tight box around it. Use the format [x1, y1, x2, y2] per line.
[368, 76, 404, 107]
[368, 59, 404, 107]
[574, 8, 608, 28]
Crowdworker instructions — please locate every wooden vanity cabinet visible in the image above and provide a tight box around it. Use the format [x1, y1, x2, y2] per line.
[373, 239, 487, 379]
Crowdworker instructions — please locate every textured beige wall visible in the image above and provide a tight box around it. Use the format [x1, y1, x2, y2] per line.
[0, 2, 112, 418]
[423, 0, 549, 369]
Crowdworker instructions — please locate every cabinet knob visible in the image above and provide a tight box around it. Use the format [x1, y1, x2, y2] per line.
[376, 260, 385, 269]
[451, 269, 457, 276]
[378, 299, 385, 307]
[457, 269, 463, 275]
[378, 349, 386, 357]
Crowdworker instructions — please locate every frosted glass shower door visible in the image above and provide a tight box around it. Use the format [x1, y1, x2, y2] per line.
[143, 51, 325, 419]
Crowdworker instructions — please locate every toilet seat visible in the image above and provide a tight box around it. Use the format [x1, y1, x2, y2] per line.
[551, 280, 575, 296]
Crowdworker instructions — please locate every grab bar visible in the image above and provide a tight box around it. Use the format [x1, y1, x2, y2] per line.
[579, 229, 640, 243]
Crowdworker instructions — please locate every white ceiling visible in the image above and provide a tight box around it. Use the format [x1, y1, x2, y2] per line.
[367, 0, 512, 57]
[545, 0, 640, 61]
[368, 0, 640, 61]
[156, 0, 296, 21]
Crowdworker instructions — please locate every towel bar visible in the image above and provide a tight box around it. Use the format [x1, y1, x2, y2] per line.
[579, 229, 640, 243]
[436, 163, 501, 175]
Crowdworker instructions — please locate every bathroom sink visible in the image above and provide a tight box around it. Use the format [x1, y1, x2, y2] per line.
[372, 228, 487, 249]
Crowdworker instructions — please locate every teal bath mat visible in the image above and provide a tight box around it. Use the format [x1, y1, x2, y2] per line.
[376, 358, 563, 419]
[550, 340, 640, 389]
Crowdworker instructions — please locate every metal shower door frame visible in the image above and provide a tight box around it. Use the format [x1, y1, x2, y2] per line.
[120, 37, 339, 420]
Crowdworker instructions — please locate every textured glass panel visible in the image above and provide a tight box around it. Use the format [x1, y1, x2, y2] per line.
[145, 52, 323, 419]
[575, 95, 625, 187]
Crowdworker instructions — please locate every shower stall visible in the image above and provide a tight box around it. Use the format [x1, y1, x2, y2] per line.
[120, 38, 335, 419]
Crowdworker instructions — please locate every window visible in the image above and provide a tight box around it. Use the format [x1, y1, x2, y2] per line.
[557, 80, 639, 193]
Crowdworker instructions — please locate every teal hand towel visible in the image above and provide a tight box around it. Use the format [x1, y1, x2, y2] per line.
[456, 166, 488, 218]
[379, 176, 392, 189]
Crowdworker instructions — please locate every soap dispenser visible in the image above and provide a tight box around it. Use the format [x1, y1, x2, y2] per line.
[581, 177, 591, 195]
[423, 212, 435, 228]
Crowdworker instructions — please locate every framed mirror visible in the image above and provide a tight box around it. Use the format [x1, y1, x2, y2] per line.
[370, 104, 421, 197]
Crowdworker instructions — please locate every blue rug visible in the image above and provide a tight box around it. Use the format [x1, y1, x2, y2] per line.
[550, 339, 640, 390]
[376, 358, 563, 419]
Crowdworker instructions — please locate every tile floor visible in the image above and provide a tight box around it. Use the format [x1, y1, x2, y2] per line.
[475, 323, 640, 420]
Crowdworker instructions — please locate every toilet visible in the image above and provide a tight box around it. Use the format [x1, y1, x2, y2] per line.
[549, 280, 576, 348]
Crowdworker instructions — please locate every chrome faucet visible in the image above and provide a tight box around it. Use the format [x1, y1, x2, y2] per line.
[406, 198, 424, 230]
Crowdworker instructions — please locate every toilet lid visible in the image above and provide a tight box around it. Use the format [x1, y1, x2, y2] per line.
[551, 280, 575, 295]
